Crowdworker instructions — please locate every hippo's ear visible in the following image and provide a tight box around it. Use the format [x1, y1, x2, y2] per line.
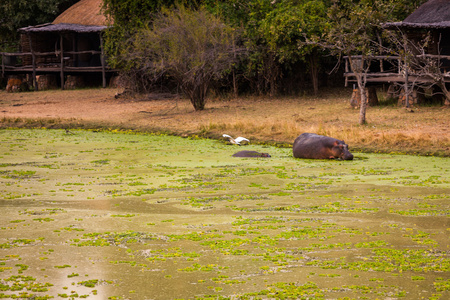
[333, 141, 339, 146]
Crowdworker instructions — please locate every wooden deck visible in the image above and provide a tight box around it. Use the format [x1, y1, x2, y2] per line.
[1, 50, 117, 89]
[344, 72, 450, 85]
[3, 65, 114, 74]
[343, 55, 450, 86]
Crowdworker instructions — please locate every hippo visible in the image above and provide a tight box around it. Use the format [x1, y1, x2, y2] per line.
[293, 133, 353, 160]
[232, 150, 271, 157]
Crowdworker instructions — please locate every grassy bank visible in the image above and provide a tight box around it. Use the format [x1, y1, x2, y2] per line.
[0, 88, 448, 156]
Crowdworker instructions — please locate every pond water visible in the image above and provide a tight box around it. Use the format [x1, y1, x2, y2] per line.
[0, 129, 449, 299]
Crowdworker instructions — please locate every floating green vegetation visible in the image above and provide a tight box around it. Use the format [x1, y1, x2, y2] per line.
[54, 265, 71, 269]
[353, 167, 391, 175]
[33, 218, 54, 222]
[182, 194, 269, 208]
[434, 278, 450, 292]
[71, 231, 158, 247]
[9, 220, 25, 224]
[19, 208, 66, 215]
[111, 214, 135, 218]
[15, 264, 28, 274]
[0, 275, 53, 293]
[389, 208, 450, 216]
[231, 216, 289, 227]
[0, 129, 448, 299]
[403, 230, 439, 247]
[177, 263, 224, 272]
[308, 248, 450, 272]
[1, 170, 36, 179]
[78, 279, 99, 288]
[0, 239, 41, 249]
[201, 239, 251, 254]
[125, 188, 156, 197]
[235, 202, 379, 214]
[142, 248, 202, 263]
[60, 225, 84, 232]
[128, 181, 147, 186]
[244, 281, 323, 299]
[90, 159, 110, 165]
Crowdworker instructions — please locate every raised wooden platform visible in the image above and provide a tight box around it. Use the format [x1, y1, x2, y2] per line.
[1, 50, 117, 90]
[343, 55, 450, 86]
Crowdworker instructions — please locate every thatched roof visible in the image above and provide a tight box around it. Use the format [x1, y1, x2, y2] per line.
[384, 0, 450, 29]
[19, 23, 107, 33]
[53, 0, 107, 26]
[19, 0, 109, 33]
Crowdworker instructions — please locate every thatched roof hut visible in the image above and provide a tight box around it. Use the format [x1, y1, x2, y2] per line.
[12, 0, 115, 90]
[383, 0, 450, 56]
[384, 0, 450, 29]
[19, 0, 109, 34]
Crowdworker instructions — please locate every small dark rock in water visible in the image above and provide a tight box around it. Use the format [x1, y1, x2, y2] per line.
[232, 150, 271, 157]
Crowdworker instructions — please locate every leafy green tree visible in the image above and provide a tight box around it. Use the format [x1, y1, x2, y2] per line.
[204, 0, 282, 96]
[260, 0, 330, 95]
[388, 0, 428, 20]
[0, 0, 77, 51]
[124, 6, 241, 110]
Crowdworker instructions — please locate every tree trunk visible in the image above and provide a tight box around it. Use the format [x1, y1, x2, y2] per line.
[187, 81, 208, 111]
[436, 81, 450, 106]
[358, 84, 367, 125]
[309, 52, 319, 96]
[349, 56, 368, 125]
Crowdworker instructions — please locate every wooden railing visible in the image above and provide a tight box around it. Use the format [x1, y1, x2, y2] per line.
[1, 49, 111, 89]
[343, 54, 450, 86]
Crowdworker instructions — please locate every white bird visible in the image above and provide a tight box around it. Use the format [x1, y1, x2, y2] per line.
[223, 134, 250, 145]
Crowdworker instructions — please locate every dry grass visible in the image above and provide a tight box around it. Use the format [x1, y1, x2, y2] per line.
[0, 87, 448, 156]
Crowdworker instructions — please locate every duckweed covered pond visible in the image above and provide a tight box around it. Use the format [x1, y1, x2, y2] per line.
[0, 129, 449, 299]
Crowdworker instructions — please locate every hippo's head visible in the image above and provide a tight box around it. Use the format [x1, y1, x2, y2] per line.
[332, 141, 353, 160]
[261, 153, 271, 157]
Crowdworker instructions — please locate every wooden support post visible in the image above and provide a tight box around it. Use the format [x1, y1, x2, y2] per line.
[1, 53, 4, 77]
[99, 33, 106, 88]
[404, 64, 409, 108]
[28, 33, 37, 91]
[344, 58, 349, 87]
[60, 34, 65, 90]
[72, 34, 77, 67]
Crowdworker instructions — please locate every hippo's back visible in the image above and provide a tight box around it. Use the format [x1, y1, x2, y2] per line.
[293, 133, 325, 158]
[233, 150, 271, 157]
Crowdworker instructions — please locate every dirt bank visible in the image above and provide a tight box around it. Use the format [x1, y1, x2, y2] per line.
[0, 88, 448, 156]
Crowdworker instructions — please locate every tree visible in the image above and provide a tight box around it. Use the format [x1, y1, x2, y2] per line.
[260, 0, 330, 96]
[124, 6, 242, 111]
[102, 1, 204, 93]
[102, 0, 176, 69]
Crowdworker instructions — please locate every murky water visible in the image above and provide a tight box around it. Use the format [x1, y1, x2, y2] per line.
[0, 129, 449, 299]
